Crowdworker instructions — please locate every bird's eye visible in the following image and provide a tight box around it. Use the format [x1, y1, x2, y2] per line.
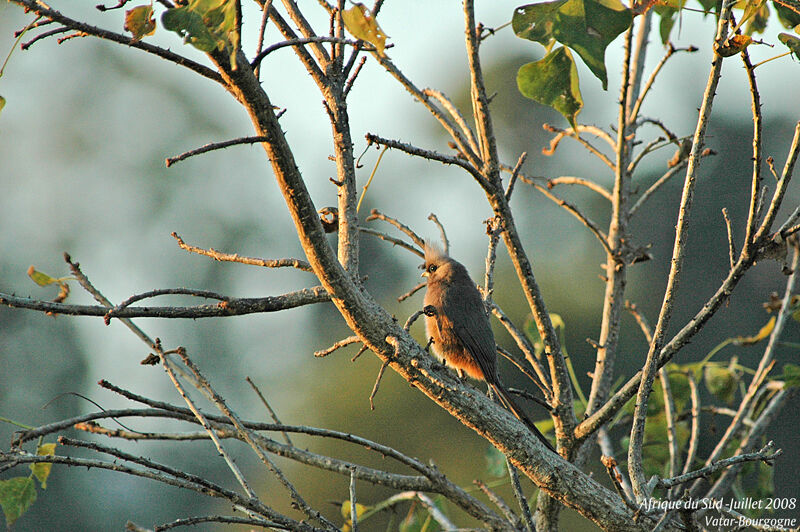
[427, 264, 437, 273]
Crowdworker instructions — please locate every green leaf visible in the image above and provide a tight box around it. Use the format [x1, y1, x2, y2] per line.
[731, 0, 767, 34]
[778, 32, 800, 59]
[654, 0, 686, 44]
[781, 363, 800, 388]
[517, 46, 583, 128]
[125, 5, 157, 42]
[513, 0, 633, 89]
[162, 0, 239, 66]
[698, 0, 721, 12]
[746, 2, 771, 34]
[0, 477, 37, 528]
[773, 0, 800, 28]
[30, 443, 56, 489]
[704, 363, 740, 404]
[655, 7, 678, 45]
[342, 3, 388, 55]
[0, 95, 5, 116]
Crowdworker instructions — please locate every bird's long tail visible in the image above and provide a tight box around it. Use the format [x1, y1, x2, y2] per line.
[490, 383, 556, 453]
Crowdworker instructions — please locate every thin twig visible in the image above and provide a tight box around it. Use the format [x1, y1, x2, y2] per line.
[245, 376, 293, 446]
[3, 447, 307, 530]
[275, 0, 331, 66]
[778, 206, 800, 237]
[172, 232, 312, 271]
[629, 299, 680, 490]
[105, 288, 230, 323]
[175, 349, 338, 529]
[529, 182, 613, 255]
[754, 121, 800, 242]
[659, 367, 680, 496]
[654, 442, 781, 490]
[159, 349, 260, 501]
[491, 305, 551, 398]
[628, 4, 733, 500]
[21, 26, 69, 49]
[367, 209, 425, 249]
[538, 175, 613, 202]
[629, 161, 688, 216]
[251, 36, 366, 69]
[722, 208, 736, 269]
[370, 55, 481, 169]
[369, 359, 390, 410]
[397, 282, 425, 302]
[474, 480, 523, 528]
[11, 0, 222, 83]
[350, 345, 369, 362]
[343, 56, 367, 98]
[403, 310, 424, 331]
[505, 152, 527, 202]
[253, 0, 274, 79]
[423, 88, 480, 157]
[506, 458, 534, 532]
[542, 123, 615, 169]
[166, 136, 271, 167]
[154, 515, 282, 531]
[695, 242, 799, 476]
[600, 455, 638, 512]
[427, 213, 449, 254]
[63, 254, 156, 348]
[483, 216, 502, 307]
[706, 389, 790, 500]
[314, 336, 361, 357]
[741, 50, 764, 249]
[672, 371, 700, 499]
[629, 44, 698, 125]
[349, 467, 358, 531]
[583, 23, 635, 457]
[358, 227, 422, 257]
[364, 133, 487, 189]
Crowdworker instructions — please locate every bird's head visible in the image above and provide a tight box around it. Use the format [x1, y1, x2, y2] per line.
[420, 242, 456, 283]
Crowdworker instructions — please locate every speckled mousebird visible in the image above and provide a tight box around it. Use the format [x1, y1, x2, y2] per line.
[421, 243, 555, 452]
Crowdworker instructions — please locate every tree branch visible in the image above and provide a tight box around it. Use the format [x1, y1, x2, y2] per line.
[0, 287, 330, 319]
[9, 0, 223, 84]
[628, 3, 733, 500]
[172, 232, 313, 271]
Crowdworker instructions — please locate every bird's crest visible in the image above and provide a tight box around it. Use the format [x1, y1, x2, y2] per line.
[423, 241, 447, 264]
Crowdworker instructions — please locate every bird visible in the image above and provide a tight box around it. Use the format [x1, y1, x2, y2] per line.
[421, 243, 556, 453]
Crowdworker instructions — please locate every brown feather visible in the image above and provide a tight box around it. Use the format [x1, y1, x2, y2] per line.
[421, 245, 555, 452]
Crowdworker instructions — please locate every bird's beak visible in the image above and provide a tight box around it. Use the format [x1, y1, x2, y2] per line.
[421, 271, 428, 278]
[419, 264, 428, 278]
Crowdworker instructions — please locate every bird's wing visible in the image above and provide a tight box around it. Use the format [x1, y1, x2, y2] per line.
[440, 291, 498, 381]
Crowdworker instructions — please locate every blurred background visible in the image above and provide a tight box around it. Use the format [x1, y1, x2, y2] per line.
[1, 1, 799, 530]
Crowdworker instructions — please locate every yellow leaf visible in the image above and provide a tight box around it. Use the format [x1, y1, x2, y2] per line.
[125, 5, 157, 42]
[30, 443, 57, 489]
[340, 500, 369, 519]
[27, 265, 58, 286]
[342, 3, 387, 55]
[716, 34, 753, 57]
[732, 316, 775, 345]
